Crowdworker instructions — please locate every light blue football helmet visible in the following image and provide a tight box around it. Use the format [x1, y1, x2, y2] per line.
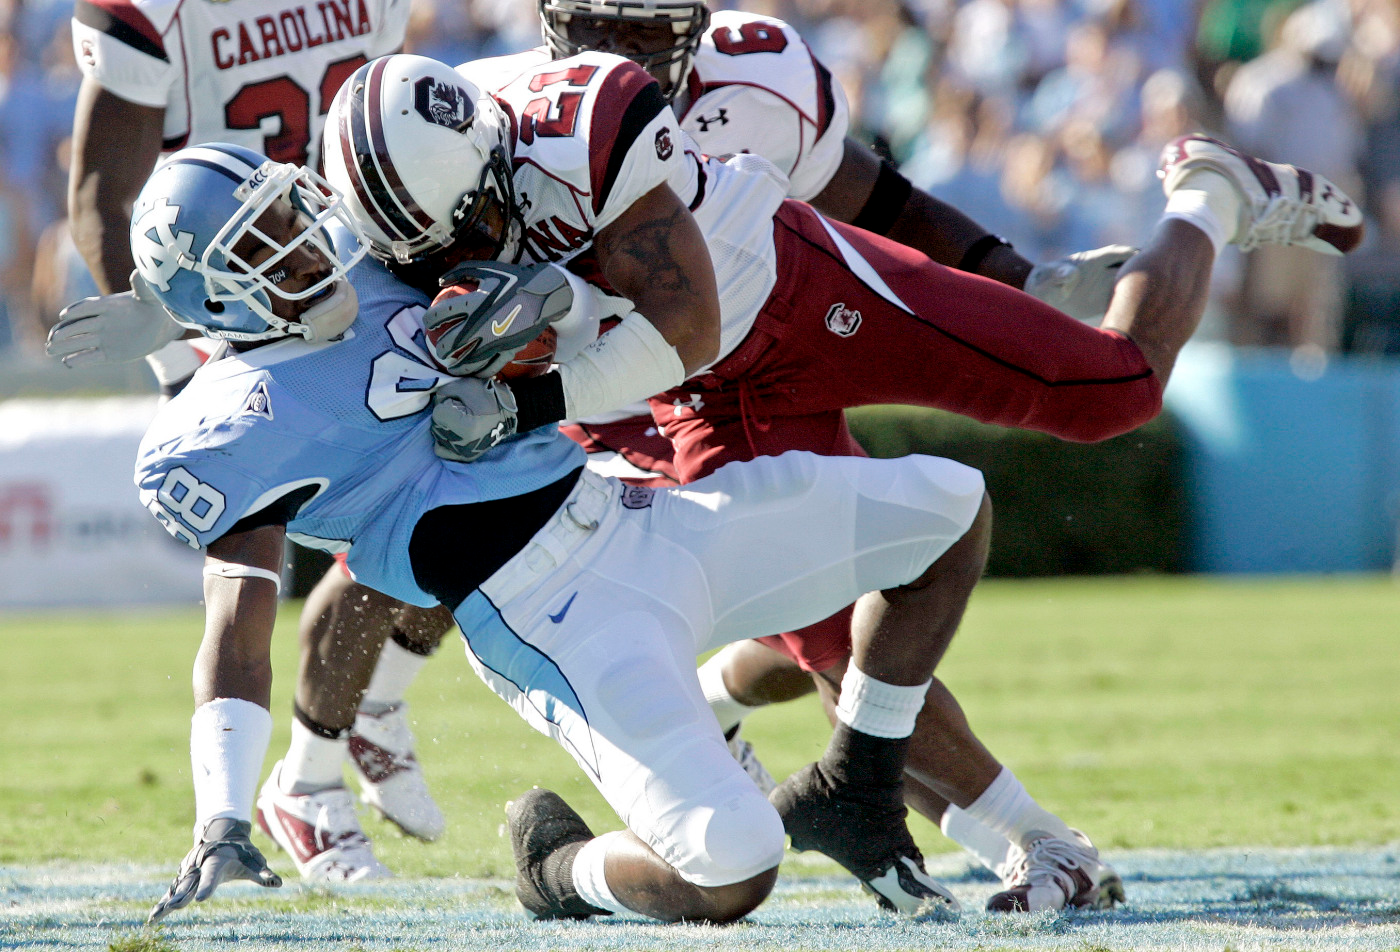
[130, 143, 369, 342]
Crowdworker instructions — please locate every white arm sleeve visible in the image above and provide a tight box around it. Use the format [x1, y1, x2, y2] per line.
[550, 269, 626, 364]
[556, 312, 686, 421]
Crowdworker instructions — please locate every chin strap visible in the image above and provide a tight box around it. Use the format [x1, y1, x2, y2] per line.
[297, 281, 360, 342]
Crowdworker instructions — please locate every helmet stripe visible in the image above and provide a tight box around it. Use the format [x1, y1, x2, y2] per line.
[340, 60, 414, 243]
[342, 57, 438, 247]
[177, 145, 264, 186]
[363, 61, 437, 235]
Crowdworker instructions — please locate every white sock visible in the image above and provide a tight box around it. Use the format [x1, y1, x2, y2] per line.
[282, 719, 349, 794]
[941, 804, 1017, 877]
[961, 767, 1076, 847]
[833, 664, 930, 739]
[1163, 168, 1242, 255]
[697, 650, 765, 735]
[190, 698, 272, 831]
[571, 830, 631, 915]
[360, 638, 429, 715]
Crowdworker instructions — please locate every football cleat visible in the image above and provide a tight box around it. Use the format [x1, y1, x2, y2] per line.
[349, 702, 445, 841]
[506, 787, 605, 920]
[727, 727, 777, 796]
[1158, 135, 1363, 256]
[986, 829, 1125, 913]
[770, 763, 960, 919]
[254, 761, 392, 882]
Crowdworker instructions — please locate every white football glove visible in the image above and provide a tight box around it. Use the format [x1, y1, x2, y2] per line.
[425, 261, 575, 378]
[46, 271, 183, 367]
[431, 376, 519, 463]
[1023, 244, 1138, 322]
[148, 818, 281, 923]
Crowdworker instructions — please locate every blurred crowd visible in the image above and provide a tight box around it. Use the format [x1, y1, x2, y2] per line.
[1, 0, 1397, 362]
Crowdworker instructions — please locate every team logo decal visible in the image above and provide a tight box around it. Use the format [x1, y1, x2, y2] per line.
[670, 393, 703, 417]
[825, 302, 862, 337]
[620, 486, 655, 510]
[695, 109, 728, 132]
[79, 39, 96, 67]
[242, 381, 274, 420]
[414, 76, 474, 132]
[655, 127, 674, 161]
[131, 198, 196, 292]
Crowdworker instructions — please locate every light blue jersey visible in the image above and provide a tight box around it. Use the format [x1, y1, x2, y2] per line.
[134, 257, 584, 607]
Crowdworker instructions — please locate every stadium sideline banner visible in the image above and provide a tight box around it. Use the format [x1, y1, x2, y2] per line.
[0, 397, 203, 607]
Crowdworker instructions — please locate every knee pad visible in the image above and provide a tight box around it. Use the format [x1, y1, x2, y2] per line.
[669, 779, 786, 887]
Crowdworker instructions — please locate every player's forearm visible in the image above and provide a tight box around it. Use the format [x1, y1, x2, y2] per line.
[814, 140, 1035, 289]
[884, 189, 1033, 290]
[196, 534, 286, 707]
[68, 180, 136, 295]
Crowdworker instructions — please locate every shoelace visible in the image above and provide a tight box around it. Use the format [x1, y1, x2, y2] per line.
[314, 793, 371, 851]
[1004, 836, 1095, 900]
[1236, 195, 1321, 253]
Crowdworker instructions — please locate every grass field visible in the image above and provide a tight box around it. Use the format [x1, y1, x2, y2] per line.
[5, 574, 1400, 950]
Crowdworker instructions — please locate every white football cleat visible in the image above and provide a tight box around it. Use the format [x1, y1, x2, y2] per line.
[726, 726, 777, 796]
[254, 761, 392, 882]
[349, 703, 445, 841]
[986, 829, 1125, 913]
[1158, 134, 1363, 256]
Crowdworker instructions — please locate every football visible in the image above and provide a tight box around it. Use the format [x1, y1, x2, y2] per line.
[498, 325, 558, 380]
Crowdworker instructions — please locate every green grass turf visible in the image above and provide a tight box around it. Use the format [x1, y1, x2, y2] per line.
[4, 575, 1399, 879]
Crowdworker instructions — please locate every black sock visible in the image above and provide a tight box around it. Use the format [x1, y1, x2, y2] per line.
[818, 721, 911, 802]
[540, 840, 611, 918]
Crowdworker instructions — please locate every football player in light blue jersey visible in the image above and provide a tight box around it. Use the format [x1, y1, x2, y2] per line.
[109, 141, 996, 926]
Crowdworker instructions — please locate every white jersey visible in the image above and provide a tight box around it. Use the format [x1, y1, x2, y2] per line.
[679, 11, 850, 203]
[463, 49, 786, 367]
[72, 0, 408, 165]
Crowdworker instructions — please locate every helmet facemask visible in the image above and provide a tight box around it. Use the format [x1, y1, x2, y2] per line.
[194, 162, 368, 342]
[539, 0, 710, 101]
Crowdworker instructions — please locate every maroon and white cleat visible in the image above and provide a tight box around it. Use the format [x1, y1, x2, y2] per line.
[254, 761, 391, 882]
[1159, 134, 1364, 255]
[349, 702, 445, 841]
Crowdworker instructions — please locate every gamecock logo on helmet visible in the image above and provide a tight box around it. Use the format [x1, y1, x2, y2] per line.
[414, 77, 475, 132]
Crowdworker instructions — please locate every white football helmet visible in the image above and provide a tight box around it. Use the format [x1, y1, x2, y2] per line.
[131, 143, 367, 343]
[539, 0, 710, 100]
[322, 54, 520, 274]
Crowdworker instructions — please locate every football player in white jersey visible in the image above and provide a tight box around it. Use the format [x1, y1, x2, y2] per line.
[94, 140, 995, 926]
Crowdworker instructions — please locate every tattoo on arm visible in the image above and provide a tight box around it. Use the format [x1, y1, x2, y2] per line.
[598, 203, 696, 298]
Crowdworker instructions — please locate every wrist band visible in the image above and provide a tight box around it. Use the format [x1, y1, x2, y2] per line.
[957, 234, 1013, 274]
